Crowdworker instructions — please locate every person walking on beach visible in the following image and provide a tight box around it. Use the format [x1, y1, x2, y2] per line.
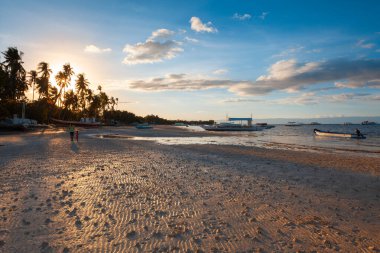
[75, 129, 79, 142]
[68, 124, 75, 141]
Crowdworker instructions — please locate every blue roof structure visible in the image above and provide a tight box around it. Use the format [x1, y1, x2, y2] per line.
[228, 118, 252, 121]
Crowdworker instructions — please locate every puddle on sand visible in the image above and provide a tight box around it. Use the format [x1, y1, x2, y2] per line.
[95, 134, 132, 139]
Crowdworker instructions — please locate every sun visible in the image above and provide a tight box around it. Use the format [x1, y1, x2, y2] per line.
[49, 62, 82, 91]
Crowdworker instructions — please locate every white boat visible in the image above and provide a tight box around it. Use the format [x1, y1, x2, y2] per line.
[255, 123, 275, 129]
[174, 123, 189, 127]
[202, 117, 263, 131]
[136, 123, 153, 129]
[314, 129, 365, 139]
[285, 121, 302, 126]
[202, 122, 262, 131]
[361, 121, 376, 125]
[51, 118, 102, 127]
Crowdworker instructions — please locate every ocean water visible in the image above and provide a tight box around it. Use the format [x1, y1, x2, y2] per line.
[133, 125, 380, 158]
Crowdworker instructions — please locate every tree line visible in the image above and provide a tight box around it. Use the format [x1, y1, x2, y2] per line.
[0, 46, 214, 125]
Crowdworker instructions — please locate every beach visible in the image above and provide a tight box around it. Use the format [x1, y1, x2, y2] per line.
[0, 126, 379, 252]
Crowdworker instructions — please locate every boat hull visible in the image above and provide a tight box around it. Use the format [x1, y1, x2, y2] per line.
[314, 129, 366, 139]
[136, 125, 153, 129]
[202, 126, 262, 131]
[0, 123, 29, 131]
[51, 118, 101, 127]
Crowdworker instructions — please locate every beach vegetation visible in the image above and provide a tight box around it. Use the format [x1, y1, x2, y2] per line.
[0, 46, 213, 125]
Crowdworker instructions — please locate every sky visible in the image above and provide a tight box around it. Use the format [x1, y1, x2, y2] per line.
[1, 0, 380, 121]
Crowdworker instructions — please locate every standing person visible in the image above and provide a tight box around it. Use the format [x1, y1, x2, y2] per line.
[68, 124, 75, 141]
[355, 128, 362, 137]
[75, 129, 79, 142]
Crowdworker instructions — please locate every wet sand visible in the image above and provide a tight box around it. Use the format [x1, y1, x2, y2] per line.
[0, 126, 379, 252]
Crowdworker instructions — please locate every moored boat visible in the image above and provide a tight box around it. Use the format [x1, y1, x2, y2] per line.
[136, 123, 153, 129]
[202, 117, 263, 131]
[174, 122, 189, 127]
[202, 122, 262, 131]
[285, 121, 302, 126]
[51, 118, 102, 127]
[255, 123, 275, 129]
[314, 129, 366, 139]
[361, 121, 376, 125]
[0, 120, 29, 131]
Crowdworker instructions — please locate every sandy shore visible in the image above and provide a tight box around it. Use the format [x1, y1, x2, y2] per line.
[0, 126, 379, 252]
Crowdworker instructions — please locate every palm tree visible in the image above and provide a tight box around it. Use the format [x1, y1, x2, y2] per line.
[49, 86, 59, 105]
[55, 63, 74, 107]
[55, 71, 66, 106]
[1, 47, 27, 99]
[28, 70, 37, 101]
[75, 73, 89, 112]
[0, 63, 7, 100]
[64, 90, 78, 111]
[62, 63, 74, 94]
[86, 88, 93, 109]
[37, 62, 52, 99]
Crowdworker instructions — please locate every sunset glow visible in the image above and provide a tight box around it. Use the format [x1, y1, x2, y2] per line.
[1, 0, 380, 121]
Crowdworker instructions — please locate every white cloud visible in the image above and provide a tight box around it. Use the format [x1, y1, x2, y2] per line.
[233, 13, 251, 20]
[148, 29, 175, 41]
[258, 12, 268, 20]
[335, 79, 380, 88]
[213, 69, 228, 75]
[275, 92, 319, 105]
[127, 58, 380, 95]
[232, 58, 380, 95]
[122, 28, 182, 65]
[184, 36, 199, 43]
[190, 17, 217, 33]
[273, 46, 304, 58]
[223, 98, 262, 103]
[273, 92, 375, 105]
[128, 73, 240, 91]
[84, 44, 112, 53]
[356, 39, 375, 49]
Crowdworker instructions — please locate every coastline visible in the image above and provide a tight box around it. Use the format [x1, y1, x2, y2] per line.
[0, 126, 379, 252]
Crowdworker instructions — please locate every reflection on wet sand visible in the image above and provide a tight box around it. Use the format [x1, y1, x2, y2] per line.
[0, 127, 379, 252]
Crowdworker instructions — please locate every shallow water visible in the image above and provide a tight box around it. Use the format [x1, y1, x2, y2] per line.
[95, 125, 380, 158]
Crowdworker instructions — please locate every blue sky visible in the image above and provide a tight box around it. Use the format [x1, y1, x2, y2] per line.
[1, 0, 379, 120]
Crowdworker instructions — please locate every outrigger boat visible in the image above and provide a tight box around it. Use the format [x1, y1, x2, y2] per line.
[202, 117, 263, 131]
[285, 121, 303, 126]
[135, 123, 153, 129]
[314, 129, 366, 139]
[51, 118, 102, 127]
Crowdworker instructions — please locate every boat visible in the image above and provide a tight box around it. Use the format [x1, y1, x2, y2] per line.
[202, 117, 262, 131]
[0, 105, 38, 131]
[0, 118, 30, 131]
[314, 129, 366, 139]
[309, 122, 321, 125]
[174, 122, 189, 127]
[202, 122, 262, 131]
[361, 121, 376, 125]
[255, 123, 275, 129]
[285, 121, 302, 126]
[135, 123, 153, 129]
[51, 118, 102, 127]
